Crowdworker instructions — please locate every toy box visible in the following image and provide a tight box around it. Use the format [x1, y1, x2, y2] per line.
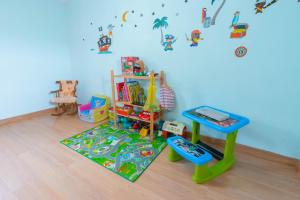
[78, 95, 110, 123]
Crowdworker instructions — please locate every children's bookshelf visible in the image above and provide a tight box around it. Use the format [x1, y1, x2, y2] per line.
[111, 70, 165, 141]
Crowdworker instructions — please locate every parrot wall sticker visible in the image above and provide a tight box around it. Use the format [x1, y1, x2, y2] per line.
[230, 11, 240, 28]
[202, 8, 212, 28]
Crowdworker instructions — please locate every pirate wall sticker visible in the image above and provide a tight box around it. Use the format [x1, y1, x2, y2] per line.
[153, 16, 177, 51]
[230, 12, 249, 39]
[186, 29, 203, 47]
[255, 0, 279, 14]
[97, 24, 115, 54]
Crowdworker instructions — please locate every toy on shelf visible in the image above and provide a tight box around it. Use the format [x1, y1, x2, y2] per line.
[121, 57, 147, 76]
[131, 121, 141, 130]
[134, 60, 146, 76]
[116, 81, 146, 106]
[162, 121, 187, 139]
[78, 95, 110, 123]
[120, 117, 132, 129]
[138, 111, 159, 121]
[140, 126, 150, 138]
[111, 69, 165, 141]
[116, 105, 133, 116]
[167, 106, 249, 184]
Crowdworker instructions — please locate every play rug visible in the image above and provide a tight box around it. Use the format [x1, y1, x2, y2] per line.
[61, 124, 166, 182]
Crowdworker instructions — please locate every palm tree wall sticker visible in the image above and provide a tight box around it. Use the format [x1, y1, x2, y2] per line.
[153, 16, 169, 43]
[153, 16, 176, 51]
[211, 0, 226, 25]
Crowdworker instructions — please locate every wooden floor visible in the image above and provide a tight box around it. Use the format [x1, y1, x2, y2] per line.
[0, 115, 299, 200]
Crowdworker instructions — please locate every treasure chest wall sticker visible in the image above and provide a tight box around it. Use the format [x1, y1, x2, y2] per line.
[230, 11, 249, 39]
[98, 24, 115, 54]
[255, 0, 279, 14]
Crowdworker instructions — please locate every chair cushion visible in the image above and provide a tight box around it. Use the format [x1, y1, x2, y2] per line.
[51, 96, 77, 104]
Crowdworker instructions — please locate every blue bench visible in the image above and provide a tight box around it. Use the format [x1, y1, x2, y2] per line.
[167, 136, 213, 166]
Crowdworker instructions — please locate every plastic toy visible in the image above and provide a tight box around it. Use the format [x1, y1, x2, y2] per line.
[78, 95, 110, 123]
[117, 105, 133, 116]
[140, 126, 150, 138]
[120, 117, 132, 129]
[138, 111, 159, 121]
[162, 121, 187, 139]
[121, 57, 143, 75]
[167, 106, 249, 184]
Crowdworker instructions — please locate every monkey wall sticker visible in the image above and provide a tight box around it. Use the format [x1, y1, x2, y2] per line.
[255, 0, 279, 14]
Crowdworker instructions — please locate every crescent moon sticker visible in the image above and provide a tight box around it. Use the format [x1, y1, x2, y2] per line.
[122, 11, 129, 23]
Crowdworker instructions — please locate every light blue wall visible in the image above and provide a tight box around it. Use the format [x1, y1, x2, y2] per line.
[0, 0, 72, 119]
[65, 0, 300, 159]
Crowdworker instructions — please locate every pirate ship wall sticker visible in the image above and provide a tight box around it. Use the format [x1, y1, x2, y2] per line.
[97, 24, 114, 54]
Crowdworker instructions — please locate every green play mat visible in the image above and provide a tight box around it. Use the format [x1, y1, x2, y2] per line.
[61, 124, 166, 182]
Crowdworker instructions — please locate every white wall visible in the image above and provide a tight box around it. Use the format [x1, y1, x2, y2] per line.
[0, 0, 72, 119]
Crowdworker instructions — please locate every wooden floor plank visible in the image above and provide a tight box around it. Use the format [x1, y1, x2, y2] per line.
[0, 115, 299, 200]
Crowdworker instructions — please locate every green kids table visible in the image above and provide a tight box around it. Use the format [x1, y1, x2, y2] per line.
[167, 106, 249, 184]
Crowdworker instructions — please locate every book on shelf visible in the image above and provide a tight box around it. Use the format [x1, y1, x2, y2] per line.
[116, 81, 146, 106]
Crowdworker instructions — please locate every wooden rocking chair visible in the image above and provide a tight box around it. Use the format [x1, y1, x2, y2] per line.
[50, 80, 78, 116]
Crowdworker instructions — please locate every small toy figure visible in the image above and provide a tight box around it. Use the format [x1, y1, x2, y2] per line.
[162, 34, 176, 51]
[186, 29, 203, 47]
